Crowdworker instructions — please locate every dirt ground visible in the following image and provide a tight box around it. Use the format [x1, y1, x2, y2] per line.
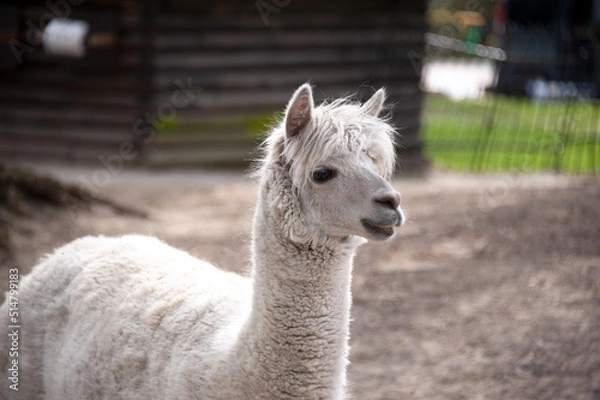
[1, 165, 599, 400]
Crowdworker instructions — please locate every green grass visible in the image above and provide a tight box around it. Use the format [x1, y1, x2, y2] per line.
[421, 94, 600, 174]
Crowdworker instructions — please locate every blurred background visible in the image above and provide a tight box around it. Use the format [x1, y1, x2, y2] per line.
[0, 0, 426, 169]
[423, 0, 600, 174]
[0, 0, 599, 173]
[0, 1, 599, 399]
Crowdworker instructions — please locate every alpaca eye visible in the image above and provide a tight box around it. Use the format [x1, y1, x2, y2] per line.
[311, 167, 335, 183]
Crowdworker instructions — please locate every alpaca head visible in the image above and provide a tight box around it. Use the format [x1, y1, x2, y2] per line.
[260, 83, 404, 245]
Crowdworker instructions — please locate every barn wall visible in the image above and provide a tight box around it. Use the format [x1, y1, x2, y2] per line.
[0, 0, 154, 164]
[0, 0, 426, 170]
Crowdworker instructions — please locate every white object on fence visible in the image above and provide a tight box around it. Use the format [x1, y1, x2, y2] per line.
[421, 59, 498, 100]
[42, 19, 90, 58]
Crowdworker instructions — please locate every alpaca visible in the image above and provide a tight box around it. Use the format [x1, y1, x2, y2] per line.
[0, 83, 404, 400]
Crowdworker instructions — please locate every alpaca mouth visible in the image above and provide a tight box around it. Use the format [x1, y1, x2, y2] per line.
[361, 219, 396, 239]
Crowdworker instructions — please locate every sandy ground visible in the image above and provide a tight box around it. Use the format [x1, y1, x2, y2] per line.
[1, 165, 599, 400]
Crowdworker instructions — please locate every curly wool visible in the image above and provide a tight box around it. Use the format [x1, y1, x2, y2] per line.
[0, 83, 401, 400]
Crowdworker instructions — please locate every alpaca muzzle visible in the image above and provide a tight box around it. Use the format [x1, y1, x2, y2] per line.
[361, 212, 400, 239]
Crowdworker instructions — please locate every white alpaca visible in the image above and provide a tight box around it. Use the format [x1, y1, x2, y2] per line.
[0, 83, 404, 400]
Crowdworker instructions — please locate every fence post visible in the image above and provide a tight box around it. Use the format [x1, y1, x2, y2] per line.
[471, 92, 497, 171]
[554, 99, 572, 173]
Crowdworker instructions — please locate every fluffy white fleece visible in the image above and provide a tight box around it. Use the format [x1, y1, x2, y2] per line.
[0, 83, 403, 400]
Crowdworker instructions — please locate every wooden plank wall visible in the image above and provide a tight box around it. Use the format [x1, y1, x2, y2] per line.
[0, 0, 153, 164]
[0, 0, 426, 170]
[149, 0, 426, 169]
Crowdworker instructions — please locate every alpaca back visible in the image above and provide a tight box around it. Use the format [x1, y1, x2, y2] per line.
[1, 236, 99, 400]
[1, 235, 252, 399]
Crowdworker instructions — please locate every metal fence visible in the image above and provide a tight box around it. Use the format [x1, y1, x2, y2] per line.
[422, 92, 600, 175]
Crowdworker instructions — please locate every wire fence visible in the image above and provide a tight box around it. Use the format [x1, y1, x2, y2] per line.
[421, 13, 600, 176]
[421, 92, 600, 175]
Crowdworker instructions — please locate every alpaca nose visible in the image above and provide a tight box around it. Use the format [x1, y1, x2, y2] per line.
[373, 190, 401, 210]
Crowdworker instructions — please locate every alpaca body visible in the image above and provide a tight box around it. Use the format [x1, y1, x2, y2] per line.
[1, 83, 403, 399]
[0, 230, 356, 400]
[1, 235, 252, 399]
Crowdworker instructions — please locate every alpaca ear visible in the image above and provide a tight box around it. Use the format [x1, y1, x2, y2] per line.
[362, 88, 386, 117]
[285, 83, 314, 138]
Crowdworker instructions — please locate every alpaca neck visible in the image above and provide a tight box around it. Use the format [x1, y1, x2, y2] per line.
[235, 188, 359, 399]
